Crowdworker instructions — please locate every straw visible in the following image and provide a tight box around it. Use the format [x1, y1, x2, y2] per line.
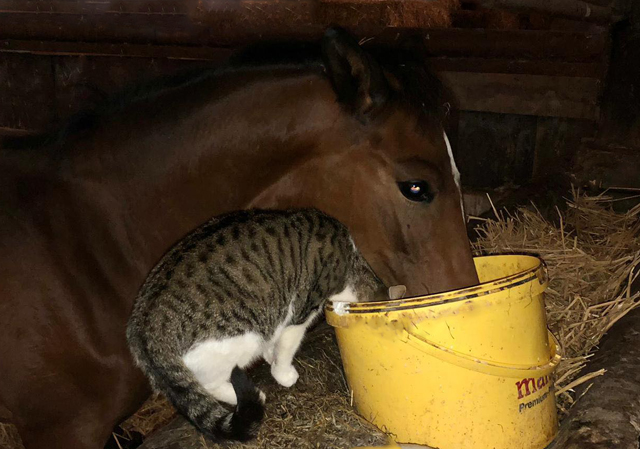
[472, 188, 640, 416]
[119, 326, 387, 448]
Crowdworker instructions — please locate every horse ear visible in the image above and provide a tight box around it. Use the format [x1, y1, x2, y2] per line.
[321, 27, 390, 121]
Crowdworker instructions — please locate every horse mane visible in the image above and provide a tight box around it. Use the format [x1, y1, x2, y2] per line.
[0, 64, 223, 150]
[1, 41, 445, 150]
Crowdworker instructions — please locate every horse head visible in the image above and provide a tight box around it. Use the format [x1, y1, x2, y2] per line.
[247, 28, 479, 296]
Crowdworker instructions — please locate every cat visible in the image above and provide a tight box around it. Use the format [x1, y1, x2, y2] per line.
[126, 208, 389, 442]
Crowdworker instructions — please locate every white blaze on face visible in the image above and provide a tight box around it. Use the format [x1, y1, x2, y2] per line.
[443, 130, 466, 220]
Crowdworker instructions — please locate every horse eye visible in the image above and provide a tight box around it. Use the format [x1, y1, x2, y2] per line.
[398, 180, 434, 203]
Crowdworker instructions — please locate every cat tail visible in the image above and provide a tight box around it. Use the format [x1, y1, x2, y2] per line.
[218, 366, 266, 439]
[160, 361, 264, 442]
[128, 338, 264, 441]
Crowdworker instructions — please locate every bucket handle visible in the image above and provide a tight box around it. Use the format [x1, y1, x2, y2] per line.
[401, 329, 562, 378]
[537, 260, 549, 285]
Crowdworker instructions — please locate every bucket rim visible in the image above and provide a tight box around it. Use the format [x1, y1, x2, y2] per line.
[327, 254, 547, 315]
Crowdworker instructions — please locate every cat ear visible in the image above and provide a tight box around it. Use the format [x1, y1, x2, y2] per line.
[321, 27, 390, 121]
[388, 285, 407, 300]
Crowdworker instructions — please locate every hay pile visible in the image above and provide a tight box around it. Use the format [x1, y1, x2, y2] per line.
[0, 423, 22, 449]
[117, 324, 387, 449]
[472, 189, 640, 416]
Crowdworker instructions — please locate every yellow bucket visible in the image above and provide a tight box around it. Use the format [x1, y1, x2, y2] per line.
[326, 255, 560, 449]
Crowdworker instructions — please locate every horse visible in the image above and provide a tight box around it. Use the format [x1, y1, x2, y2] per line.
[0, 28, 478, 449]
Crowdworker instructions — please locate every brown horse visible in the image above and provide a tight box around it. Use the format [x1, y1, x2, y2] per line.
[0, 28, 478, 449]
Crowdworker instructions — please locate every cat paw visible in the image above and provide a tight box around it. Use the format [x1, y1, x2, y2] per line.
[271, 364, 299, 388]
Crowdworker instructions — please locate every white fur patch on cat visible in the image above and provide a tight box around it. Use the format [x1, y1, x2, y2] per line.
[270, 306, 322, 387]
[348, 237, 357, 252]
[182, 299, 323, 400]
[183, 332, 262, 402]
[263, 301, 294, 364]
[330, 285, 357, 303]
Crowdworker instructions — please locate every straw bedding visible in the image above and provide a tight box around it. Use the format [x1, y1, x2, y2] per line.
[0, 424, 22, 449]
[2, 190, 639, 448]
[117, 325, 389, 449]
[471, 189, 640, 416]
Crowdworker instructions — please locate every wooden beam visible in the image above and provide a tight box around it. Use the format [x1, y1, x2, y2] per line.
[0, 40, 604, 134]
[412, 28, 608, 62]
[427, 57, 603, 77]
[550, 306, 640, 449]
[189, 0, 455, 30]
[572, 143, 640, 189]
[0, 1, 608, 63]
[0, 39, 233, 61]
[0, 0, 189, 14]
[0, 40, 605, 80]
[440, 71, 600, 119]
[0, 53, 57, 130]
[0, 12, 216, 46]
[466, 0, 619, 24]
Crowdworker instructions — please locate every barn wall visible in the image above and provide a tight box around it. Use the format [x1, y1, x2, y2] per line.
[0, 1, 613, 190]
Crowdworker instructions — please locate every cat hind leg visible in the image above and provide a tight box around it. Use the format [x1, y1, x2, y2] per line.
[183, 333, 263, 405]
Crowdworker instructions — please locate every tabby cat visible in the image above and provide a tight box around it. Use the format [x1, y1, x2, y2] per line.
[126, 208, 389, 442]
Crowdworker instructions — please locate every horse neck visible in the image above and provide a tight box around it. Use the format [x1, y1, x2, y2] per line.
[57, 69, 346, 266]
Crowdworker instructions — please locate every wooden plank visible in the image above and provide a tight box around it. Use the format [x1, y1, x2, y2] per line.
[0, 53, 56, 130]
[0, 12, 214, 46]
[572, 144, 640, 189]
[189, 0, 455, 30]
[414, 28, 608, 62]
[533, 117, 593, 179]
[0, 39, 234, 61]
[0, 41, 605, 80]
[440, 71, 600, 119]
[598, 9, 640, 148]
[0, 0, 189, 14]
[53, 56, 208, 123]
[550, 307, 640, 449]
[0, 126, 37, 136]
[453, 111, 537, 189]
[0, 6, 608, 62]
[316, 0, 454, 29]
[427, 57, 602, 77]
[0, 45, 604, 133]
[451, 9, 521, 30]
[466, 0, 615, 24]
